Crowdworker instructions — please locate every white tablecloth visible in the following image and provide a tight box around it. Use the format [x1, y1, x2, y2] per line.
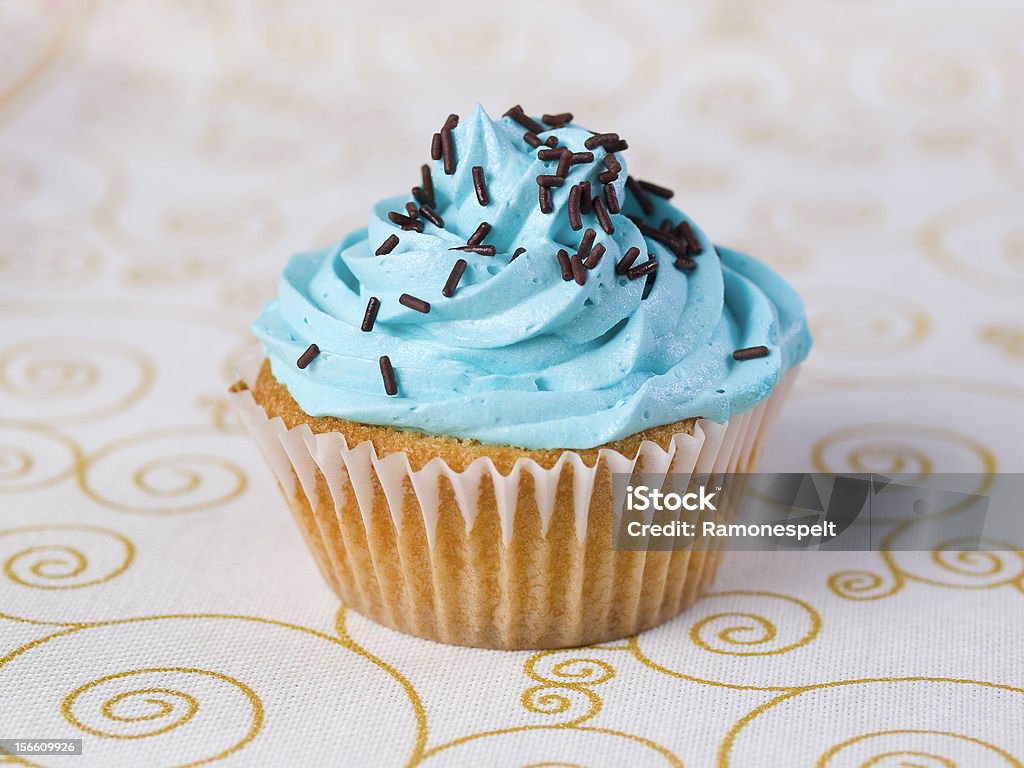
[2, 2, 1023, 765]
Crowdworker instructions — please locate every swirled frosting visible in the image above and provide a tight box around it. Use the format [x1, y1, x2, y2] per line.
[253, 105, 811, 450]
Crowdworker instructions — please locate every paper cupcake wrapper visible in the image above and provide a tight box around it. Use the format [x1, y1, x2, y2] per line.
[231, 359, 798, 649]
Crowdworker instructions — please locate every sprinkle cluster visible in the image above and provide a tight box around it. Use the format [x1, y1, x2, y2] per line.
[295, 107, 769, 395]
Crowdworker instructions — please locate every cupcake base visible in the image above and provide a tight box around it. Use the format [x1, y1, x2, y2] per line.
[232, 359, 796, 649]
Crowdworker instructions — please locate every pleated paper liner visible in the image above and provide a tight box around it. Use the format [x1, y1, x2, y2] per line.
[231, 357, 797, 650]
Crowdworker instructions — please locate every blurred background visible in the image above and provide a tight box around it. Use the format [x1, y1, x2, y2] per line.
[5, 0, 1022, 470]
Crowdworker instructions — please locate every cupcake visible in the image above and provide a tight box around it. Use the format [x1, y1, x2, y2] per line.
[233, 104, 811, 649]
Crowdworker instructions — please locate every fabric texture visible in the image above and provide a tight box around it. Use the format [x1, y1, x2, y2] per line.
[1, 2, 1022, 766]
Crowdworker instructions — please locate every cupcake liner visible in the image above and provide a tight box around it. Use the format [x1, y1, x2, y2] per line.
[231, 357, 798, 649]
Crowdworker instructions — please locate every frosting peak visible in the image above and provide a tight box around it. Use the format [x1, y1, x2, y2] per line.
[253, 104, 811, 449]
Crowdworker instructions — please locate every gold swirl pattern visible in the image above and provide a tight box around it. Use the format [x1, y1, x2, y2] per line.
[0, 337, 154, 424]
[0, 419, 81, 493]
[628, 591, 822, 691]
[0, 222, 103, 285]
[812, 423, 996, 487]
[679, 45, 805, 132]
[687, 591, 821, 657]
[62, 667, 255, 744]
[1, 524, 133, 590]
[817, 729, 1023, 767]
[78, 428, 248, 515]
[979, 322, 1024, 363]
[196, 394, 245, 434]
[921, 195, 1024, 296]
[912, 539, 1024, 590]
[815, 423, 1019, 602]
[0, 611, 425, 766]
[807, 287, 931, 356]
[719, 678, 1024, 767]
[521, 652, 616, 726]
[829, 544, 1024, 603]
[881, 49, 997, 109]
[827, 567, 904, 602]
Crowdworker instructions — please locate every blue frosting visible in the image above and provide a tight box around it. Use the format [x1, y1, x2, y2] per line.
[253, 105, 811, 450]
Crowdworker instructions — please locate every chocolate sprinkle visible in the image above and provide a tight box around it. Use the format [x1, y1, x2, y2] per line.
[419, 203, 444, 228]
[570, 253, 587, 285]
[505, 105, 545, 134]
[399, 293, 430, 314]
[523, 131, 542, 148]
[537, 148, 562, 160]
[583, 243, 605, 270]
[411, 186, 428, 205]
[626, 176, 653, 215]
[603, 154, 622, 174]
[598, 170, 618, 184]
[570, 151, 594, 164]
[542, 112, 573, 126]
[421, 165, 435, 206]
[675, 256, 697, 271]
[539, 185, 553, 214]
[579, 181, 592, 214]
[450, 244, 497, 255]
[556, 148, 571, 178]
[430, 133, 442, 161]
[443, 113, 459, 130]
[577, 228, 596, 260]
[638, 179, 674, 199]
[568, 185, 583, 230]
[603, 139, 629, 153]
[677, 220, 702, 254]
[660, 219, 673, 232]
[544, 136, 559, 148]
[615, 246, 641, 274]
[375, 234, 400, 255]
[442, 259, 467, 297]
[379, 355, 397, 396]
[296, 343, 319, 369]
[627, 257, 658, 280]
[511, 247, 526, 261]
[584, 132, 620, 150]
[630, 216, 688, 257]
[592, 196, 614, 234]
[733, 345, 769, 361]
[405, 202, 419, 218]
[604, 183, 620, 214]
[472, 166, 489, 206]
[441, 127, 455, 175]
[387, 211, 423, 232]
[467, 221, 491, 246]
[537, 174, 564, 187]
[642, 269, 656, 300]
[361, 297, 380, 332]
[556, 248, 572, 281]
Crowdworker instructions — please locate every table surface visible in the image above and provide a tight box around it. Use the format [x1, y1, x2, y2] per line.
[2, 2, 1023, 766]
